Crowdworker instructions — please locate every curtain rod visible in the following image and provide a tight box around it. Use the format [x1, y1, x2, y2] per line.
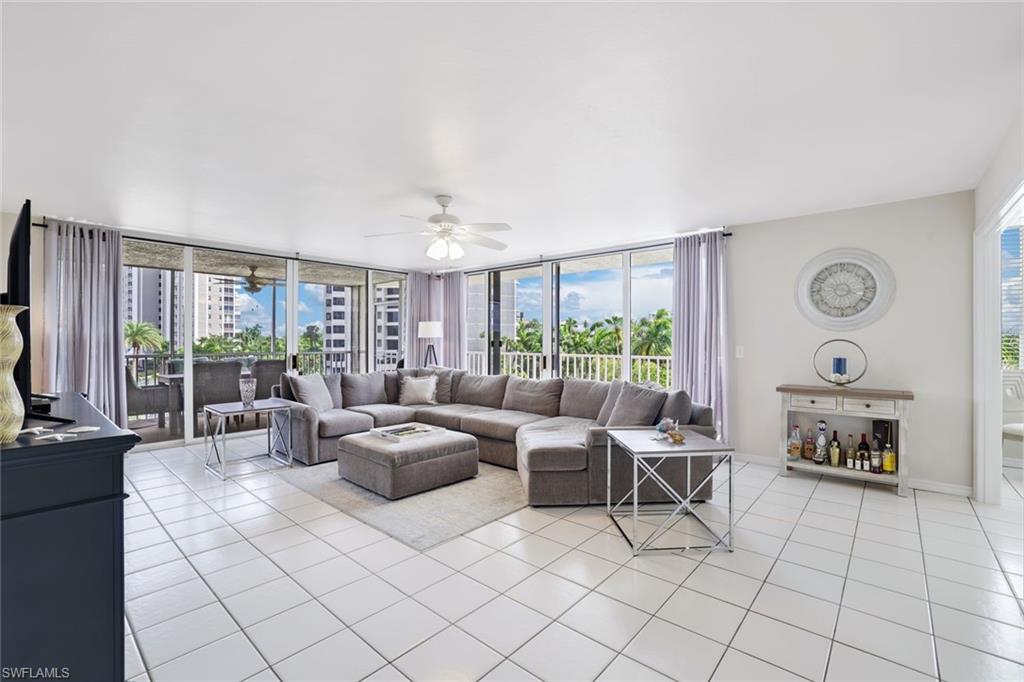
[30, 217, 410, 277]
[457, 228, 731, 276]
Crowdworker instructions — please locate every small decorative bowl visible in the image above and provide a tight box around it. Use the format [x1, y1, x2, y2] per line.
[666, 430, 686, 445]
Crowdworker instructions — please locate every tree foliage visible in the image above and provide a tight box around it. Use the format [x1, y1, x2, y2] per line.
[123, 321, 164, 354]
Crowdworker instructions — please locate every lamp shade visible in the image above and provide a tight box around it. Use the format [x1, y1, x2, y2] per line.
[417, 321, 443, 339]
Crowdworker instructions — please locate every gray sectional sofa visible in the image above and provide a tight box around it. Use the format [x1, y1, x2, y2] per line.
[271, 368, 716, 506]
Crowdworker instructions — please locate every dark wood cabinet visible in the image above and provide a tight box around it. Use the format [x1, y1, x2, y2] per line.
[1, 394, 140, 681]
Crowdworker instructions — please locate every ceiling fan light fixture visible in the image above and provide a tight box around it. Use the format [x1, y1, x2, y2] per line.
[426, 237, 448, 260]
[447, 239, 465, 260]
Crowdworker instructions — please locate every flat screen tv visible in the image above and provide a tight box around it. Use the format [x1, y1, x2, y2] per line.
[1, 200, 32, 418]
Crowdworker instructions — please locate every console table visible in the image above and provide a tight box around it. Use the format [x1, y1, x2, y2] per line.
[776, 384, 914, 496]
[1, 393, 140, 681]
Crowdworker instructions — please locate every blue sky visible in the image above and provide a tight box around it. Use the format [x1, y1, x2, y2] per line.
[1004, 227, 1022, 335]
[512, 259, 673, 324]
[234, 282, 326, 337]
[230, 257, 675, 337]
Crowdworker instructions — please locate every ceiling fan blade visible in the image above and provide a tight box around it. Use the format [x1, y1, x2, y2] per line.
[459, 232, 508, 250]
[364, 229, 430, 238]
[400, 214, 428, 223]
[459, 222, 512, 233]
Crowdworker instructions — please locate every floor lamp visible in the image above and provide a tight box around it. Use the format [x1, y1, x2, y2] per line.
[418, 321, 442, 367]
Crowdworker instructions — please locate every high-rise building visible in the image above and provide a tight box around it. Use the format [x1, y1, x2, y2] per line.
[466, 277, 520, 354]
[122, 266, 184, 350]
[193, 273, 239, 340]
[323, 284, 353, 371]
[374, 281, 402, 369]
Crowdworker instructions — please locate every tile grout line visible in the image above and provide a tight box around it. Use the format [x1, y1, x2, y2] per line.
[820, 478, 866, 682]
[912, 488, 943, 682]
[705, 468, 827, 682]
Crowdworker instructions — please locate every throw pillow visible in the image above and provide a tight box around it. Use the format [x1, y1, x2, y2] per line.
[290, 373, 334, 412]
[606, 382, 668, 427]
[324, 373, 343, 409]
[596, 379, 624, 426]
[400, 375, 438, 406]
[342, 372, 387, 406]
[424, 366, 455, 403]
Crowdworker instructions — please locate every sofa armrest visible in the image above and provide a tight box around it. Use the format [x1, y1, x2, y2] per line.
[690, 403, 714, 428]
[269, 397, 320, 464]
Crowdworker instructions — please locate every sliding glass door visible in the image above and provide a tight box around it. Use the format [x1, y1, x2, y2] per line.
[465, 243, 674, 387]
[370, 271, 406, 370]
[556, 255, 623, 381]
[191, 249, 288, 435]
[629, 247, 673, 386]
[122, 239, 186, 445]
[297, 261, 366, 374]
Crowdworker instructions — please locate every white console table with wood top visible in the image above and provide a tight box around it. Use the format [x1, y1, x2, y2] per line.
[776, 384, 914, 496]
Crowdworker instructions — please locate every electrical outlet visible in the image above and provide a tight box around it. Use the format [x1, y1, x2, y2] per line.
[735, 345, 745, 359]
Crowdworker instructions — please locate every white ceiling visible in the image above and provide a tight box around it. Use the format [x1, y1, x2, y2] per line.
[2, 2, 1020, 271]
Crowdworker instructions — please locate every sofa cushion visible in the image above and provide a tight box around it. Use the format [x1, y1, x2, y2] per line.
[606, 382, 667, 426]
[414, 403, 497, 429]
[346, 403, 419, 427]
[342, 372, 387, 407]
[460, 409, 547, 442]
[324, 373, 343, 409]
[596, 379, 624, 426]
[516, 416, 593, 472]
[502, 376, 563, 417]
[559, 377, 610, 420]
[400, 375, 438, 406]
[318, 408, 375, 438]
[455, 374, 509, 408]
[658, 390, 693, 426]
[291, 374, 334, 412]
[384, 372, 400, 404]
[424, 366, 463, 404]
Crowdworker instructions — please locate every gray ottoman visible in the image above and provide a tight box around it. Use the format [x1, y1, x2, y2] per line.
[337, 426, 479, 500]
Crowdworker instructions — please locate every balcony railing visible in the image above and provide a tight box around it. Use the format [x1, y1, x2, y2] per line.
[126, 349, 401, 386]
[465, 351, 672, 386]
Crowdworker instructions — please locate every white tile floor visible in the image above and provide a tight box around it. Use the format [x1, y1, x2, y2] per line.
[122, 436, 1024, 682]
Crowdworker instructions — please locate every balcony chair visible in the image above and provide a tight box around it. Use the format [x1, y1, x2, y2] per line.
[125, 366, 170, 429]
[192, 360, 243, 435]
[250, 358, 286, 426]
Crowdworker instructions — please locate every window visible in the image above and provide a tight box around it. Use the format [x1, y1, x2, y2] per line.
[630, 247, 673, 386]
[1003, 226, 1022, 369]
[297, 261, 366, 374]
[466, 273, 488, 374]
[371, 271, 406, 370]
[122, 239, 185, 445]
[557, 255, 622, 381]
[191, 248, 288, 435]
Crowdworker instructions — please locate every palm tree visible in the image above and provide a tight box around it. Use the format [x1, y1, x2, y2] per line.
[300, 325, 323, 352]
[124, 321, 163, 355]
[632, 308, 672, 356]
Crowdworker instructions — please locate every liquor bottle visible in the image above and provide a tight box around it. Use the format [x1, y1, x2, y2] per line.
[803, 432, 815, 460]
[829, 430, 841, 467]
[845, 434, 855, 469]
[882, 443, 896, 474]
[857, 433, 870, 471]
[870, 438, 882, 474]
[787, 426, 802, 461]
[813, 420, 828, 464]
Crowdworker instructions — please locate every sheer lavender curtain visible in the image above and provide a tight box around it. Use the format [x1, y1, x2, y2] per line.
[403, 272, 442, 368]
[672, 231, 729, 441]
[43, 220, 128, 426]
[440, 272, 466, 368]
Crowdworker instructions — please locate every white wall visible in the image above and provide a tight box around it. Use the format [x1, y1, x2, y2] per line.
[976, 112, 1023, 229]
[0, 212, 47, 391]
[728, 191, 975, 491]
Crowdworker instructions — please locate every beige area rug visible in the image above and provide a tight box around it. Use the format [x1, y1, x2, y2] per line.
[277, 461, 527, 550]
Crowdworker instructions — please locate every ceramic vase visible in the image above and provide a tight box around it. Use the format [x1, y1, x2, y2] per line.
[0, 305, 28, 444]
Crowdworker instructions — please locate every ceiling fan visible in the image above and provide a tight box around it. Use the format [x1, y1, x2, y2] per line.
[365, 195, 511, 260]
[211, 266, 276, 294]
